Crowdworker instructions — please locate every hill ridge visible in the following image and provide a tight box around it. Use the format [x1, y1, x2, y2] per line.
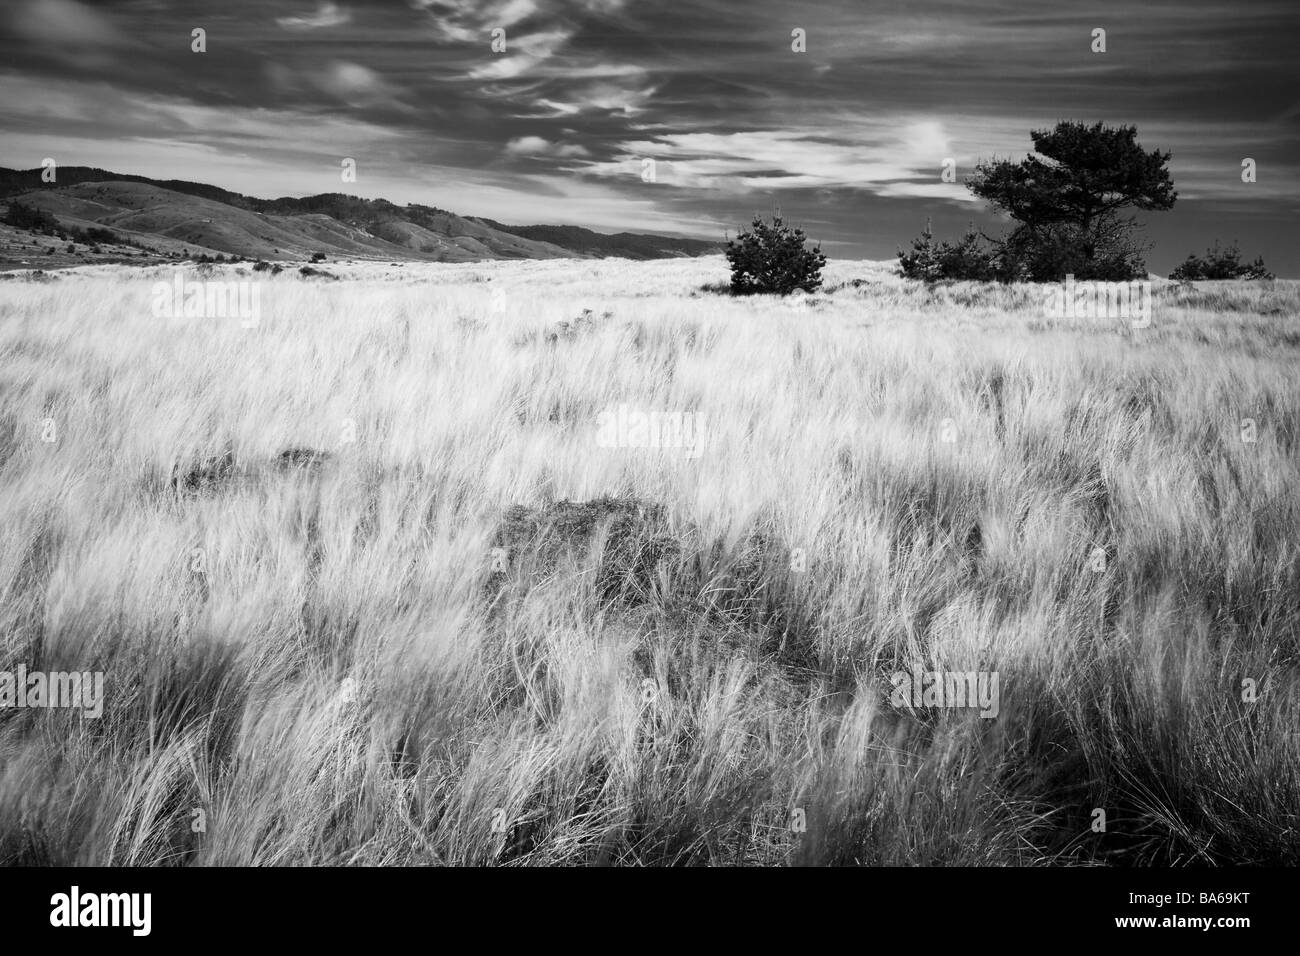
[0, 166, 721, 265]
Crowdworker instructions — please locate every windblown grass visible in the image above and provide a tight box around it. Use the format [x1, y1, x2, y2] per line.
[0, 257, 1297, 865]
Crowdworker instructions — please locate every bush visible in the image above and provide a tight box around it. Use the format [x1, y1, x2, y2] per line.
[310, 252, 327, 263]
[898, 224, 1000, 282]
[77, 226, 116, 245]
[725, 214, 826, 295]
[1000, 215, 1149, 282]
[1170, 242, 1273, 280]
[3, 200, 59, 233]
[901, 217, 1148, 284]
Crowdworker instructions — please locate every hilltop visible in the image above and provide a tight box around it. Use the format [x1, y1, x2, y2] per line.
[0, 166, 721, 269]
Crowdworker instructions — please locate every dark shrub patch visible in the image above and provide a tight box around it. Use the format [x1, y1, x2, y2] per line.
[725, 214, 826, 296]
[487, 497, 679, 609]
[276, 447, 332, 470]
[171, 447, 238, 496]
[1170, 242, 1273, 280]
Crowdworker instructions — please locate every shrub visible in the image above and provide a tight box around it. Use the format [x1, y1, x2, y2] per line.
[310, 252, 327, 263]
[2, 200, 59, 233]
[1170, 242, 1273, 281]
[1008, 212, 1150, 281]
[487, 497, 678, 610]
[898, 224, 1000, 282]
[725, 213, 826, 295]
[897, 227, 941, 282]
[60, 225, 117, 246]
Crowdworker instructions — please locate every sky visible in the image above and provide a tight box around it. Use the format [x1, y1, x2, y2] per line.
[1, 0, 1296, 274]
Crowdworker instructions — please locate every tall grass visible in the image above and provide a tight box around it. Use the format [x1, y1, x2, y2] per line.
[0, 258, 1297, 865]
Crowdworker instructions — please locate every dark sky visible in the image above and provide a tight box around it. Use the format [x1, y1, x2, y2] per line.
[1, 0, 1296, 274]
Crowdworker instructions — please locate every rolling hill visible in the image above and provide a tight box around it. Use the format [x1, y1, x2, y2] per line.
[0, 166, 722, 267]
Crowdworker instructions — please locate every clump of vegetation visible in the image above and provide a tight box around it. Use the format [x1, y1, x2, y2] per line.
[513, 308, 613, 347]
[910, 121, 1177, 283]
[170, 447, 239, 496]
[71, 225, 116, 245]
[298, 265, 337, 280]
[725, 213, 826, 295]
[898, 223, 1000, 282]
[276, 447, 331, 470]
[488, 496, 678, 610]
[310, 251, 328, 263]
[2, 200, 59, 233]
[1170, 242, 1273, 280]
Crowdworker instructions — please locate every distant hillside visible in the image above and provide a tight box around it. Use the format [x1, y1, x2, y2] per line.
[470, 219, 722, 260]
[0, 166, 252, 207]
[0, 166, 720, 267]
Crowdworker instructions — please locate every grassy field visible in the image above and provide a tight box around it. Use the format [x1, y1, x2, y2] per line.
[1, 256, 1298, 865]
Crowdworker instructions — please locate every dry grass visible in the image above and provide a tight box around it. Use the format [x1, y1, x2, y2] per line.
[0, 257, 1297, 865]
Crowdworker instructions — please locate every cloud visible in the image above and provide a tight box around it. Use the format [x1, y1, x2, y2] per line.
[316, 62, 391, 104]
[267, 60, 405, 109]
[11, 0, 126, 66]
[569, 123, 985, 203]
[516, 80, 656, 117]
[276, 2, 351, 31]
[506, 136, 590, 157]
[469, 30, 572, 80]
[412, 0, 542, 44]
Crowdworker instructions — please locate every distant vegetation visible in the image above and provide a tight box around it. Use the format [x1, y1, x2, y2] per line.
[471, 219, 721, 260]
[901, 121, 1178, 283]
[898, 223, 999, 283]
[1170, 242, 1273, 281]
[725, 213, 826, 295]
[2, 199, 141, 258]
[3, 199, 59, 233]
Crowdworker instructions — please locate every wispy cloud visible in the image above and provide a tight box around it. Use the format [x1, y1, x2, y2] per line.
[276, 2, 351, 31]
[506, 136, 590, 157]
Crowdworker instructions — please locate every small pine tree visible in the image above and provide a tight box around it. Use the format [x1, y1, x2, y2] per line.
[899, 221, 999, 282]
[725, 213, 826, 295]
[1170, 242, 1273, 280]
[937, 224, 998, 281]
[898, 220, 942, 282]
